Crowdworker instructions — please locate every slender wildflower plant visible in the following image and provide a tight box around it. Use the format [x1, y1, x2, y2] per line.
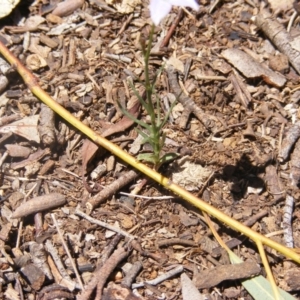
[119, 0, 199, 170]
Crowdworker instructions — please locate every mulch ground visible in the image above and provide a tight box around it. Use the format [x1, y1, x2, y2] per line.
[1, 0, 300, 299]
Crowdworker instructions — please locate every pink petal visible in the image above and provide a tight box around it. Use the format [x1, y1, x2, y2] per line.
[149, 0, 172, 25]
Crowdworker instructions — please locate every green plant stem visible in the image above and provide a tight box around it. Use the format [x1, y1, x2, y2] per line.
[141, 24, 162, 168]
[144, 24, 156, 124]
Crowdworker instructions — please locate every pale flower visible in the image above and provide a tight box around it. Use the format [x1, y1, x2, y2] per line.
[149, 0, 199, 25]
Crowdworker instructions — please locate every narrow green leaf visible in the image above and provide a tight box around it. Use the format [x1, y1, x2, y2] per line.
[159, 133, 166, 148]
[158, 98, 178, 131]
[136, 129, 148, 139]
[128, 81, 150, 112]
[136, 130, 156, 147]
[159, 152, 179, 164]
[117, 101, 151, 130]
[137, 153, 158, 164]
[141, 136, 152, 145]
[228, 250, 295, 300]
[156, 93, 161, 127]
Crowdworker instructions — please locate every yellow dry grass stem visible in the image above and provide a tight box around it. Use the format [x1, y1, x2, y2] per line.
[0, 41, 299, 266]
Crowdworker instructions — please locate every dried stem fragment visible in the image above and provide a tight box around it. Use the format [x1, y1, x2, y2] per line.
[229, 70, 251, 107]
[98, 234, 123, 267]
[11, 193, 66, 219]
[278, 121, 300, 162]
[77, 247, 129, 300]
[160, 8, 183, 48]
[283, 195, 294, 248]
[51, 214, 84, 290]
[132, 265, 184, 289]
[121, 261, 143, 288]
[86, 170, 139, 210]
[157, 238, 197, 248]
[75, 208, 135, 239]
[45, 240, 73, 284]
[47, 255, 77, 291]
[243, 210, 269, 227]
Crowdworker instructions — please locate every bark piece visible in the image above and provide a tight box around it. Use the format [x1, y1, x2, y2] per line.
[268, 0, 293, 11]
[0, 115, 40, 143]
[105, 0, 141, 14]
[52, 0, 84, 17]
[193, 261, 260, 289]
[254, 14, 300, 75]
[30, 242, 53, 280]
[11, 193, 66, 218]
[278, 121, 300, 162]
[5, 144, 31, 158]
[26, 54, 47, 70]
[181, 273, 206, 300]
[0, 223, 12, 242]
[284, 267, 300, 291]
[121, 261, 143, 288]
[39, 34, 59, 48]
[265, 165, 285, 203]
[222, 48, 286, 87]
[101, 98, 140, 138]
[0, 74, 8, 93]
[39, 103, 56, 147]
[10, 148, 51, 170]
[269, 53, 289, 73]
[20, 263, 45, 290]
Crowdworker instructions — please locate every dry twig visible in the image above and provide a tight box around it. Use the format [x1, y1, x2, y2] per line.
[77, 246, 129, 300]
[86, 170, 139, 211]
[51, 214, 84, 290]
[75, 208, 135, 239]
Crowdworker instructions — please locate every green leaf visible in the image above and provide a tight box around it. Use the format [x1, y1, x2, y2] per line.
[228, 250, 295, 300]
[158, 97, 178, 131]
[159, 133, 166, 149]
[159, 152, 179, 164]
[137, 153, 158, 164]
[128, 81, 150, 112]
[136, 130, 155, 147]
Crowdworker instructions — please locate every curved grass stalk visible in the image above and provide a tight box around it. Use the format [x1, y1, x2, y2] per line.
[204, 212, 286, 300]
[0, 41, 300, 266]
[256, 241, 281, 300]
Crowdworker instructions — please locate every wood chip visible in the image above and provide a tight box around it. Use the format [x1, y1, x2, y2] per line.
[222, 48, 286, 87]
